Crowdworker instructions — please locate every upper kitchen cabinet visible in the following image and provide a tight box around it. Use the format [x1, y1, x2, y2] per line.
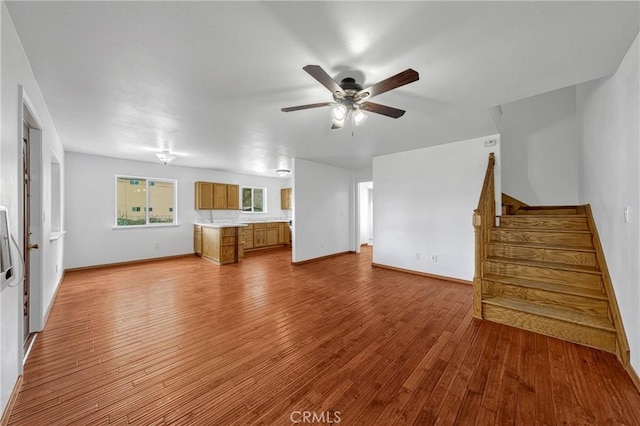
[195, 182, 214, 209]
[227, 184, 240, 210]
[195, 181, 240, 210]
[280, 187, 292, 210]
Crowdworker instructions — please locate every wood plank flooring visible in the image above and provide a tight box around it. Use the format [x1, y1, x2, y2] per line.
[8, 247, 640, 425]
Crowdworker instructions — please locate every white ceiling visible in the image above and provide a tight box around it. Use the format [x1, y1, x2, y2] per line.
[6, 1, 639, 177]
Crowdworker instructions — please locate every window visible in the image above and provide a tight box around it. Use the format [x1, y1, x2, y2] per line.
[116, 176, 177, 226]
[242, 186, 266, 213]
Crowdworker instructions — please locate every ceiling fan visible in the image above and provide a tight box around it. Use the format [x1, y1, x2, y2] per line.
[281, 65, 419, 129]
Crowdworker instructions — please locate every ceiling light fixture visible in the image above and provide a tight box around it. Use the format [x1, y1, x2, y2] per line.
[332, 104, 348, 121]
[156, 150, 176, 165]
[276, 169, 291, 178]
[352, 109, 368, 126]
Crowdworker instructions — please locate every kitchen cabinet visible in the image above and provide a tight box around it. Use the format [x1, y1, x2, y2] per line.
[254, 223, 266, 248]
[280, 188, 292, 210]
[195, 182, 214, 209]
[213, 183, 227, 209]
[227, 184, 240, 210]
[195, 181, 240, 210]
[278, 222, 291, 245]
[199, 225, 241, 265]
[238, 227, 245, 258]
[266, 223, 279, 246]
[242, 221, 290, 252]
[194, 225, 202, 255]
[244, 224, 254, 249]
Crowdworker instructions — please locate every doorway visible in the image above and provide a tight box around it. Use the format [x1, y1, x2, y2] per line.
[358, 181, 373, 247]
[22, 97, 42, 360]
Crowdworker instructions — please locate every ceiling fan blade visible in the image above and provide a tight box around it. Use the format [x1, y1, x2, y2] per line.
[281, 102, 334, 112]
[357, 69, 419, 100]
[303, 65, 345, 96]
[360, 102, 406, 118]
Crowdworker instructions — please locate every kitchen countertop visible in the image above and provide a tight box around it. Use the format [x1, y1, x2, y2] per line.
[194, 223, 248, 228]
[194, 220, 290, 228]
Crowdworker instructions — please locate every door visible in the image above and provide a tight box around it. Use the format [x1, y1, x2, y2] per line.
[22, 121, 32, 349]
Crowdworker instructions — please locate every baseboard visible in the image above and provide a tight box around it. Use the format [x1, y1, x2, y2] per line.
[292, 251, 353, 265]
[372, 263, 473, 286]
[0, 375, 22, 426]
[625, 363, 640, 395]
[41, 270, 65, 329]
[244, 244, 290, 253]
[65, 253, 194, 272]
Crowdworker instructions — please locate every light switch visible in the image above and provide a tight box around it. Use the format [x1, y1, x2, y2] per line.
[624, 206, 630, 223]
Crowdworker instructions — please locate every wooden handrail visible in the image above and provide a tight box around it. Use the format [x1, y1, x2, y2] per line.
[472, 153, 496, 318]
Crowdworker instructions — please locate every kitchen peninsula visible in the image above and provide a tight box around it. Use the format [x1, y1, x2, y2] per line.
[194, 220, 291, 265]
[194, 223, 247, 265]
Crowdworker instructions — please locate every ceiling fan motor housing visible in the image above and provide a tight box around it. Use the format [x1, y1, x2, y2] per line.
[334, 77, 368, 105]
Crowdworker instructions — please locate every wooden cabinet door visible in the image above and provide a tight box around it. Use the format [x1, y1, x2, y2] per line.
[202, 227, 220, 259]
[266, 224, 279, 246]
[220, 227, 237, 264]
[213, 183, 228, 209]
[278, 223, 285, 244]
[284, 224, 291, 245]
[254, 226, 266, 247]
[244, 225, 254, 249]
[194, 226, 202, 255]
[280, 188, 292, 210]
[227, 184, 239, 210]
[195, 182, 214, 209]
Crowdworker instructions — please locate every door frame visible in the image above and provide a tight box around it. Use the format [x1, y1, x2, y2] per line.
[19, 87, 44, 366]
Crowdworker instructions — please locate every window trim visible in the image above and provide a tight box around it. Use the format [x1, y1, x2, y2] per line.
[241, 186, 267, 213]
[114, 175, 178, 227]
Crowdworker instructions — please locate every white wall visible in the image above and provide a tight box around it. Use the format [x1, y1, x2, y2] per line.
[576, 34, 640, 372]
[292, 158, 351, 263]
[373, 134, 500, 281]
[0, 3, 65, 416]
[498, 85, 579, 205]
[65, 152, 289, 269]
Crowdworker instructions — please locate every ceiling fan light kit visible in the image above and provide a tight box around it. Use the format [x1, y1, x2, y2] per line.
[282, 65, 419, 129]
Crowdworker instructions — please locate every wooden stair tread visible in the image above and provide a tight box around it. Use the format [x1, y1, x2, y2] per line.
[488, 241, 595, 253]
[483, 274, 607, 300]
[501, 214, 587, 219]
[483, 296, 615, 332]
[486, 256, 601, 275]
[493, 227, 591, 234]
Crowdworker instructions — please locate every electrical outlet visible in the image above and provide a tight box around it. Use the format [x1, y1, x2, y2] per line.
[155, 243, 160, 249]
[415, 252, 421, 260]
[624, 206, 630, 223]
[431, 254, 438, 262]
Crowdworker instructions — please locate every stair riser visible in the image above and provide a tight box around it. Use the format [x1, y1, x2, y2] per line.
[484, 260, 601, 288]
[482, 303, 616, 352]
[514, 208, 578, 215]
[482, 280, 609, 317]
[499, 216, 589, 231]
[488, 244, 597, 267]
[490, 229, 593, 248]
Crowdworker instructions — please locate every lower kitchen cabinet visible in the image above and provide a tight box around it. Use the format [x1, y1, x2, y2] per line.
[254, 224, 266, 248]
[243, 222, 290, 252]
[199, 226, 241, 265]
[194, 225, 202, 255]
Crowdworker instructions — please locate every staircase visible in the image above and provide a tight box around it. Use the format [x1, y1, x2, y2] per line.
[482, 203, 617, 353]
[472, 155, 629, 363]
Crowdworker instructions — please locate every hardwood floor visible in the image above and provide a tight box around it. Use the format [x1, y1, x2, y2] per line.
[8, 247, 640, 425]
